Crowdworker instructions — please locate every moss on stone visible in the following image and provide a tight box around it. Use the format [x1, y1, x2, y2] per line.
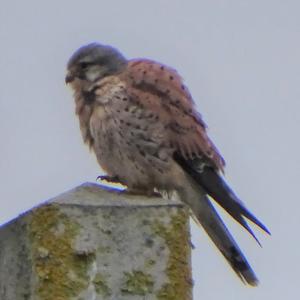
[28, 204, 94, 300]
[121, 270, 154, 296]
[145, 258, 156, 268]
[93, 273, 111, 297]
[153, 208, 193, 300]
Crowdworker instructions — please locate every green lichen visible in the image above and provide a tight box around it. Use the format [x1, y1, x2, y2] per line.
[121, 270, 154, 295]
[145, 258, 156, 268]
[28, 204, 94, 300]
[93, 273, 111, 297]
[153, 208, 193, 300]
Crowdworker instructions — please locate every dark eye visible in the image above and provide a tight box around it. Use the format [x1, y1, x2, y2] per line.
[80, 62, 91, 69]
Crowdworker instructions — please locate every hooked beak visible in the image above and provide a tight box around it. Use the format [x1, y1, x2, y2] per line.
[65, 72, 75, 84]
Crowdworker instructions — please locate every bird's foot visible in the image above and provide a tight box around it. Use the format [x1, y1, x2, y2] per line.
[96, 175, 122, 184]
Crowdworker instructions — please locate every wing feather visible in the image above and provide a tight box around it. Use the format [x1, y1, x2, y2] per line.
[120, 59, 225, 171]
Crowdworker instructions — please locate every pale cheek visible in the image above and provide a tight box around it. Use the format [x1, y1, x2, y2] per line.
[86, 68, 102, 82]
[86, 71, 98, 81]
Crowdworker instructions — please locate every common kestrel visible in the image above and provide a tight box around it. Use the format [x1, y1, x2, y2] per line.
[65, 43, 269, 286]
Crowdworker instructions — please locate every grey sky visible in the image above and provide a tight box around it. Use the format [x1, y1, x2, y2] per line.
[1, 0, 299, 298]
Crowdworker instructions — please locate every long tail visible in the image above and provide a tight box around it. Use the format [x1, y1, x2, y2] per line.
[194, 167, 270, 239]
[175, 156, 270, 242]
[177, 176, 260, 286]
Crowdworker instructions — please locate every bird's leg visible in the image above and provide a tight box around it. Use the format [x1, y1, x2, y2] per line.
[96, 175, 123, 184]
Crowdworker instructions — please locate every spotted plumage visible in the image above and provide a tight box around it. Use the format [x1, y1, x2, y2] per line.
[66, 43, 270, 285]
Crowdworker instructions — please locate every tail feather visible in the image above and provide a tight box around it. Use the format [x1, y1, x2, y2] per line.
[178, 182, 259, 286]
[174, 154, 269, 285]
[195, 167, 270, 235]
[175, 155, 270, 240]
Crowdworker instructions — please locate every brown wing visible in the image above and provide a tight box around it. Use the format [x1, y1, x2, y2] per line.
[120, 59, 225, 171]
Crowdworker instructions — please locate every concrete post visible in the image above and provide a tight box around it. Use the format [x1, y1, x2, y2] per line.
[0, 183, 192, 300]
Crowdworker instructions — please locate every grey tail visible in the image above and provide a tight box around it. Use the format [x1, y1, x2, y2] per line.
[175, 155, 270, 243]
[174, 154, 270, 285]
[178, 185, 259, 286]
[198, 195, 259, 286]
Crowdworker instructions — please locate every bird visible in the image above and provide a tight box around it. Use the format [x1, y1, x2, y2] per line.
[65, 43, 270, 286]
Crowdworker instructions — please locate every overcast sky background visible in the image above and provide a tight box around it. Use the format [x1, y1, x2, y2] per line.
[1, 0, 299, 299]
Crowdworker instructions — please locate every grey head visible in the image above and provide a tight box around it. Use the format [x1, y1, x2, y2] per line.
[65, 43, 127, 84]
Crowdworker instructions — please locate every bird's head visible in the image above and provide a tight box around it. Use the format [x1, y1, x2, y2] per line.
[65, 43, 127, 85]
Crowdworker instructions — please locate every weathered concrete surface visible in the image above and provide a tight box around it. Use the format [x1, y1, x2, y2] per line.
[0, 183, 193, 300]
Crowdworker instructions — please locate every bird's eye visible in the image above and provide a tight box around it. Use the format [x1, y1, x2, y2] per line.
[80, 62, 90, 69]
